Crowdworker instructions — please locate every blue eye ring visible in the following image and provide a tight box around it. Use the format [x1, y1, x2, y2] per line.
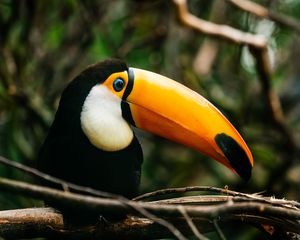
[113, 78, 125, 92]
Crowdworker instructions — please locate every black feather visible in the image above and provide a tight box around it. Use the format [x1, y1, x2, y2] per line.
[37, 59, 143, 225]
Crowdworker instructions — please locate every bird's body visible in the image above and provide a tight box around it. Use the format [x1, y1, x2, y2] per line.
[38, 59, 253, 225]
[38, 118, 142, 199]
[38, 60, 142, 197]
[38, 60, 142, 223]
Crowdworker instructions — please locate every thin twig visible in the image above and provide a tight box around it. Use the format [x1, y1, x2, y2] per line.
[171, 0, 299, 194]
[178, 205, 208, 240]
[1, 207, 300, 239]
[0, 156, 187, 240]
[0, 155, 116, 198]
[152, 195, 300, 212]
[0, 178, 299, 237]
[213, 219, 227, 240]
[2, 155, 299, 238]
[172, 0, 266, 47]
[0, 177, 299, 222]
[249, 47, 294, 147]
[226, 0, 300, 34]
[0, 207, 204, 239]
[133, 186, 239, 201]
[171, 0, 288, 137]
[133, 186, 300, 209]
[5, 153, 298, 212]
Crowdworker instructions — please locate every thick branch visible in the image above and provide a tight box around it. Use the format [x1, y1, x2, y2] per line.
[0, 177, 299, 239]
[0, 207, 230, 239]
[0, 156, 188, 240]
[0, 205, 299, 239]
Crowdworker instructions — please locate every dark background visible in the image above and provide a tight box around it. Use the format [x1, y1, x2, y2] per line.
[1, 0, 300, 239]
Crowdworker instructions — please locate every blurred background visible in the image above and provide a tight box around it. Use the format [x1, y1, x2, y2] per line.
[1, 0, 300, 239]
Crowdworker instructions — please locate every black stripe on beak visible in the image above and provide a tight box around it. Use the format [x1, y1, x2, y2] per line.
[123, 68, 134, 100]
[121, 68, 135, 126]
[215, 133, 252, 181]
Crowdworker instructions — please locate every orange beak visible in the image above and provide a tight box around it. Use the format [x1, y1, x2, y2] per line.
[123, 68, 254, 181]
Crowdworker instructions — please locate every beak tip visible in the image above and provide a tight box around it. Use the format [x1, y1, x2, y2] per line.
[240, 167, 252, 182]
[215, 133, 253, 182]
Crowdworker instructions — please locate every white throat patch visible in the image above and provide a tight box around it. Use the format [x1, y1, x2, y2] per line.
[80, 85, 133, 151]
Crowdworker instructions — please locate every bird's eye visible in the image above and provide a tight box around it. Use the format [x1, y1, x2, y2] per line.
[113, 78, 125, 92]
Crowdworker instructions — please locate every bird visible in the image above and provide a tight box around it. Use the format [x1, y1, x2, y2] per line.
[37, 58, 253, 224]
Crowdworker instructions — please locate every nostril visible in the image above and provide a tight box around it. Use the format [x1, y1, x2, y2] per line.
[215, 133, 252, 181]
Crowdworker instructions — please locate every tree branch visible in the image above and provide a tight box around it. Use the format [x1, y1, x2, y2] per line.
[178, 205, 208, 240]
[172, 0, 266, 47]
[171, 0, 300, 193]
[0, 156, 188, 240]
[171, 0, 289, 136]
[0, 155, 116, 198]
[0, 207, 218, 239]
[0, 177, 299, 238]
[0, 156, 299, 238]
[134, 186, 300, 209]
[226, 0, 300, 34]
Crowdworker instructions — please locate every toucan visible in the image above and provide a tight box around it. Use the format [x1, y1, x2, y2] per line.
[37, 59, 253, 223]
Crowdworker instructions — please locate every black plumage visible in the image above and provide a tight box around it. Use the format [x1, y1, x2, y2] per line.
[37, 58, 254, 225]
[37, 59, 143, 223]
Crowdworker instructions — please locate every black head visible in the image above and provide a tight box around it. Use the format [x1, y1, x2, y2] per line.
[56, 59, 128, 118]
